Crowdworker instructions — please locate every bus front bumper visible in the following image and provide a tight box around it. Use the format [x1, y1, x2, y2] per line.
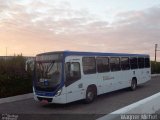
[34, 93, 67, 104]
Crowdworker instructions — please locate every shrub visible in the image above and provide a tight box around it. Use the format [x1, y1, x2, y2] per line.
[151, 61, 160, 74]
[0, 55, 32, 98]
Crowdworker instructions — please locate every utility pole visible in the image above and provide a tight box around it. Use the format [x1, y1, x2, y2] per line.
[155, 44, 160, 63]
[155, 44, 157, 63]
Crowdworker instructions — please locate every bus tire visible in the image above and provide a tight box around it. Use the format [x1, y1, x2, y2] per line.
[130, 78, 137, 91]
[85, 86, 97, 103]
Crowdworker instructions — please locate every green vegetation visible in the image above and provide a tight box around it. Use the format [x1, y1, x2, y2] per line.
[151, 61, 160, 74]
[0, 55, 32, 98]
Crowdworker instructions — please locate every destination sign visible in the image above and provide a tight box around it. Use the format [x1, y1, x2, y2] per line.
[36, 54, 63, 61]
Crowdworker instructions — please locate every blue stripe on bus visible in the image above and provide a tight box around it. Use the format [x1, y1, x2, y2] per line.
[36, 51, 149, 57]
[63, 51, 149, 57]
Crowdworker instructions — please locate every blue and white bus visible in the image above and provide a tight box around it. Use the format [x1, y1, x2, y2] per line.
[32, 51, 151, 104]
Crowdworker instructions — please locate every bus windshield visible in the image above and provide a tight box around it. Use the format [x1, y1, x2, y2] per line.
[35, 61, 62, 88]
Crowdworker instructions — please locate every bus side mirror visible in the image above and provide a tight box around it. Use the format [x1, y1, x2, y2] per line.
[25, 59, 35, 71]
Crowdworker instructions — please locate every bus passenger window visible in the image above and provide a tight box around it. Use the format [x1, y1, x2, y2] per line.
[96, 57, 110, 73]
[130, 57, 138, 69]
[121, 57, 130, 70]
[110, 57, 121, 71]
[145, 57, 150, 68]
[83, 57, 96, 74]
[138, 57, 145, 68]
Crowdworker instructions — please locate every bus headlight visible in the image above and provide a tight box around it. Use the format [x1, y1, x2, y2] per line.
[55, 89, 62, 96]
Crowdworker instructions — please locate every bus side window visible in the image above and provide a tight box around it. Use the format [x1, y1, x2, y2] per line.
[121, 57, 130, 70]
[130, 57, 138, 69]
[138, 57, 145, 68]
[110, 57, 121, 71]
[145, 57, 150, 68]
[96, 57, 110, 73]
[82, 57, 96, 74]
[65, 62, 81, 86]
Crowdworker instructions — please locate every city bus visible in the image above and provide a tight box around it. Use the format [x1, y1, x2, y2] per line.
[31, 51, 151, 104]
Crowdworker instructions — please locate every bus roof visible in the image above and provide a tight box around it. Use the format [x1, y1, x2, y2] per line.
[37, 51, 149, 57]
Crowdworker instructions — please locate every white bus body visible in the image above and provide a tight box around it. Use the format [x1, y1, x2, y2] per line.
[33, 51, 151, 104]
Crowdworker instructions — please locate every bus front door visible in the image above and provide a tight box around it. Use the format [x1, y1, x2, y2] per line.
[65, 58, 84, 103]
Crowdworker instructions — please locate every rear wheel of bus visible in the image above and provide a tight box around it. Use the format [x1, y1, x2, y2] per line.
[130, 78, 137, 91]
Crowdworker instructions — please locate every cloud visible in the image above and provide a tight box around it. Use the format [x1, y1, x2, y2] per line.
[0, 0, 160, 60]
[62, 5, 160, 60]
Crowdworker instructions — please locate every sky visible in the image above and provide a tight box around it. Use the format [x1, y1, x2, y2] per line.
[0, 0, 160, 60]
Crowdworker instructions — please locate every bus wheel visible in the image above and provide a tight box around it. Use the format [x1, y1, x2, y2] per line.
[85, 87, 97, 103]
[130, 79, 137, 91]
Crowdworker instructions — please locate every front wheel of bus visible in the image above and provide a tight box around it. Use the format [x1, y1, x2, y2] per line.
[131, 79, 137, 91]
[85, 87, 97, 103]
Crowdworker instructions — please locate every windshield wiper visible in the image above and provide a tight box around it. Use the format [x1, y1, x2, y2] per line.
[37, 61, 55, 78]
[46, 61, 55, 74]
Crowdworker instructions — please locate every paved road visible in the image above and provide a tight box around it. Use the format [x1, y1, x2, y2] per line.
[0, 76, 160, 120]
